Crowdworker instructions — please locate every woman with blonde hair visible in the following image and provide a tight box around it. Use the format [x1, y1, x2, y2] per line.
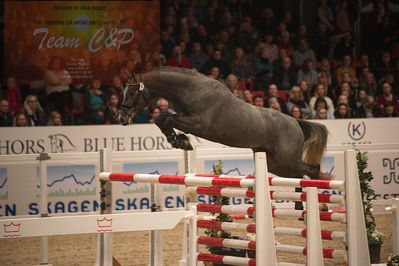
[309, 83, 335, 114]
[23, 95, 46, 126]
[47, 111, 62, 126]
[286, 86, 312, 118]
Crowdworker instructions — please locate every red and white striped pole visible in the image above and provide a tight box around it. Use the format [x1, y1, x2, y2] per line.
[196, 203, 346, 222]
[99, 172, 345, 190]
[196, 220, 346, 241]
[186, 187, 345, 204]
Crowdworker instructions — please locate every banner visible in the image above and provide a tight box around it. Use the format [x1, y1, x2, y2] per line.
[0, 118, 398, 155]
[4, 1, 160, 86]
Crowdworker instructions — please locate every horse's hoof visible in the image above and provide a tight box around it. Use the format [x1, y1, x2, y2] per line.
[319, 203, 329, 211]
[177, 134, 193, 150]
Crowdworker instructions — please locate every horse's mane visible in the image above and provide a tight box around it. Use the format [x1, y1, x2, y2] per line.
[141, 66, 231, 93]
[143, 66, 209, 79]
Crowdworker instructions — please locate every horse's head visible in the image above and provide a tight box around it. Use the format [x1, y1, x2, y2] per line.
[119, 77, 147, 126]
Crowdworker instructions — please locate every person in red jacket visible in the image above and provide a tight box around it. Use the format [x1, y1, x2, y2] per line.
[165, 45, 192, 69]
[4, 76, 22, 116]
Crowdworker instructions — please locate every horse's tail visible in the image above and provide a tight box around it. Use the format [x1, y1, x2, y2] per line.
[296, 119, 328, 166]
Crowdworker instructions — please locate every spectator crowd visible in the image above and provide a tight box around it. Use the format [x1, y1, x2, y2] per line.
[1, 0, 399, 127]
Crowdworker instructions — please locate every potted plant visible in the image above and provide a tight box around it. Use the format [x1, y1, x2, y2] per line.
[204, 160, 246, 266]
[387, 254, 399, 266]
[356, 149, 387, 263]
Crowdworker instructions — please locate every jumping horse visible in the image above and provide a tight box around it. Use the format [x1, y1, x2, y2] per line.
[119, 66, 329, 180]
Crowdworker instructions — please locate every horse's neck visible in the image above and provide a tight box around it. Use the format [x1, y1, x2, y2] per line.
[144, 71, 189, 102]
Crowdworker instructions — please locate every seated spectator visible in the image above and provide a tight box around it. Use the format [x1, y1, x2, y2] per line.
[313, 107, 331, 119]
[165, 45, 192, 69]
[341, 71, 359, 90]
[108, 76, 124, 104]
[290, 106, 303, 119]
[188, 42, 209, 71]
[44, 56, 72, 113]
[0, 99, 13, 127]
[47, 111, 62, 126]
[376, 82, 399, 112]
[297, 59, 318, 88]
[336, 81, 356, 108]
[3, 76, 22, 116]
[317, 71, 334, 99]
[299, 80, 312, 102]
[157, 97, 175, 114]
[359, 70, 377, 96]
[64, 81, 87, 125]
[375, 51, 396, 81]
[312, 23, 334, 61]
[148, 107, 161, 123]
[229, 47, 254, 81]
[265, 83, 288, 113]
[309, 83, 335, 114]
[312, 97, 334, 119]
[268, 97, 282, 112]
[354, 89, 370, 109]
[207, 66, 224, 83]
[85, 82, 106, 124]
[356, 54, 373, 76]
[334, 32, 355, 60]
[293, 38, 316, 67]
[252, 47, 274, 90]
[353, 95, 379, 118]
[231, 88, 244, 100]
[201, 49, 231, 79]
[336, 94, 354, 114]
[253, 95, 265, 107]
[243, 90, 254, 104]
[255, 32, 279, 62]
[277, 32, 294, 57]
[334, 103, 351, 119]
[380, 102, 398, 117]
[335, 55, 356, 84]
[226, 74, 240, 92]
[273, 56, 297, 92]
[104, 94, 121, 125]
[286, 86, 312, 119]
[14, 113, 29, 127]
[23, 95, 46, 126]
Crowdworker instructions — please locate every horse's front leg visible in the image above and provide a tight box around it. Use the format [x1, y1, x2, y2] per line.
[155, 113, 193, 150]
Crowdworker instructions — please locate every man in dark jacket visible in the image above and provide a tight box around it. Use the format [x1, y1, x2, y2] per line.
[0, 100, 13, 127]
[273, 56, 298, 92]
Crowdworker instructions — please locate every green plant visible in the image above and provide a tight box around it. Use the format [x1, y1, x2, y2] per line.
[356, 150, 387, 245]
[387, 254, 399, 266]
[204, 160, 233, 254]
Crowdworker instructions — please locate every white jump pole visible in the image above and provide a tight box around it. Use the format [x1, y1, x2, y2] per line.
[150, 182, 163, 266]
[188, 204, 198, 266]
[393, 198, 399, 255]
[37, 153, 51, 266]
[305, 187, 324, 266]
[180, 149, 197, 266]
[345, 150, 370, 266]
[95, 148, 113, 266]
[254, 152, 277, 266]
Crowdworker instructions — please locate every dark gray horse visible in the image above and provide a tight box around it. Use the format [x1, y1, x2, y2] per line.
[119, 66, 328, 180]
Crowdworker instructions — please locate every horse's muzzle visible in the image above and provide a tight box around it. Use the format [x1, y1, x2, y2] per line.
[119, 115, 129, 126]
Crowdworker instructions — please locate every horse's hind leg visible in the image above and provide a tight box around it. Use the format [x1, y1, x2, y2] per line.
[155, 113, 193, 150]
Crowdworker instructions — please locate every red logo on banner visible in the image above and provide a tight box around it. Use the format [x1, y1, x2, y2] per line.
[3, 222, 21, 237]
[96, 217, 112, 232]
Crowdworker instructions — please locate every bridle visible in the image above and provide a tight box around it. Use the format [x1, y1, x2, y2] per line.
[120, 82, 146, 119]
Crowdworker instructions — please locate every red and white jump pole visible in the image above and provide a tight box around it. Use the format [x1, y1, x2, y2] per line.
[186, 186, 345, 204]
